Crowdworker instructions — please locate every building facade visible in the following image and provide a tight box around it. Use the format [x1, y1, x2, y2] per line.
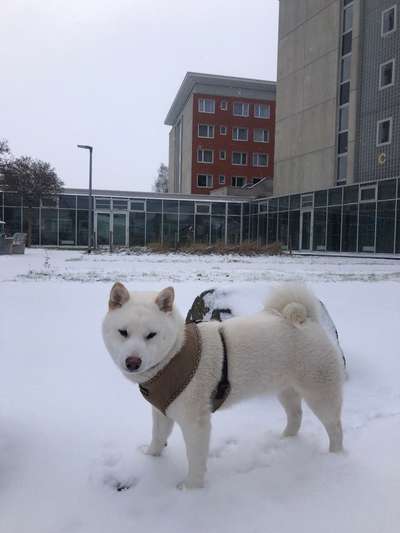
[275, 0, 400, 195]
[2, 175, 400, 254]
[165, 72, 276, 195]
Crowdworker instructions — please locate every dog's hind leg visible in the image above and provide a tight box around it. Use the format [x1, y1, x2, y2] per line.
[278, 388, 303, 437]
[302, 388, 343, 453]
[178, 414, 211, 489]
[144, 407, 174, 456]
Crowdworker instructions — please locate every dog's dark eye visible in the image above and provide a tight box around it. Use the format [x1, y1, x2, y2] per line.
[118, 329, 128, 338]
[146, 332, 157, 340]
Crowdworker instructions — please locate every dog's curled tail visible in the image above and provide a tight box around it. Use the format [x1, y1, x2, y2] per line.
[264, 283, 320, 325]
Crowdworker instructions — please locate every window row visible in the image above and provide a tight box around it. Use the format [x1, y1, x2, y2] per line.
[198, 124, 270, 142]
[197, 149, 269, 167]
[198, 98, 271, 118]
[197, 175, 265, 188]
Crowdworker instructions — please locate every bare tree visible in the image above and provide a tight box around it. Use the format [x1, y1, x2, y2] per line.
[1, 155, 64, 245]
[0, 139, 10, 160]
[153, 163, 168, 193]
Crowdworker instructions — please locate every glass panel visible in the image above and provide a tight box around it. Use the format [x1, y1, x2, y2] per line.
[329, 188, 343, 205]
[23, 208, 40, 245]
[163, 200, 179, 214]
[227, 216, 241, 244]
[288, 211, 300, 250]
[113, 199, 128, 210]
[301, 211, 311, 250]
[340, 82, 350, 105]
[211, 216, 226, 244]
[339, 106, 349, 131]
[4, 193, 22, 206]
[77, 196, 89, 209]
[378, 179, 396, 200]
[211, 202, 226, 215]
[376, 201, 395, 253]
[250, 215, 258, 241]
[147, 200, 162, 212]
[178, 214, 194, 245]
[179, 201, 194, 214]
[95, 198, 111, 209]
[129, 212, 145, 247]
[59, 210, 76, 245]
[195, 215, 210, 244]
[397, 201, 400, 253]
[314, 190, 327, 207]
[278, 196, 289, 211]
[358, 204, 376, 252]
[196, 204, 210, 214]
[3, 207, 22, 234]
[130, 200, 145, 211]
[228, 203, 241, 215]
[341, 56, 351, 82]
[342, 32, 352, 55]
[41, 196, 58, 208]
[337, 155, 348, 182]
[343, 5, 353, 32]
[41, 209, 58, 245]
[146, 213, 162, 244]
[258, 214, 267, 245]
[267, 212, 277, 244]
[77, 210, 88, 246]
[59, 195, 76, 209]
[242, 216, 249, 241]
[327, 206, 341, 251]
[163, 213, 178, 246]
[313, 208, 327, 250]
[97, 213, 110, 246]
[338, 132, 348, 154]
[342, 204, 358, 252]
[343, 184, 359, 204]
[278, 212, 288, 245]
[113, 213, 127, 246]
[290, 195, 300, 210]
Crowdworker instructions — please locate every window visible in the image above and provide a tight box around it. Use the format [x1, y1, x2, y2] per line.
[338, 132, 348, 154]
[113, 199, 128, 210]
[198, 98, 215, 113]
[340, 82, 350, 105]
[232, 152, 247, 165]
[198, 124, 214, 138]
[232, 127, 248, 141]
[232, 176, 246, 188]
[233, 102, 249, 117]
[339, 106, 349, 132]
[220, 100, 228, 111]
[254, 103, 270, 119]
[377, 118, 393, 146]
[197, 175, 213, 188]
[343, 5, 353, 33]
[130, 200, 145, 211]
[220, 125, 227, 135]
[219, 175, 225, 185]
[196, 203, 210, 214]
[252, 153, 268, 167]
[337, 155, 347, 183]
[379, 59, 395, 89]
[252, 177, 263, 185]
[197, 149, 214, 163]
[95, 198, 111, 209]
[342, 32, 352, 55]
[382, 6, 397, 36]
[301, 194, 313, 208]
[254, 128, 269, 142]
[219, 150, 226, 160]
[341, 56, 351, 82]
[360, 185, 377, 203]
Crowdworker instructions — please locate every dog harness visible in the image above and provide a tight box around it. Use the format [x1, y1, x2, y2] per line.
[138, 323, 231, 415]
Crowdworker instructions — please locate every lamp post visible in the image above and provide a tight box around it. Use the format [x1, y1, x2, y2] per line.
[77, 144, 93, 253]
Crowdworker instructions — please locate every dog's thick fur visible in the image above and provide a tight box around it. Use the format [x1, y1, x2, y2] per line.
[102, 283, 344, 489]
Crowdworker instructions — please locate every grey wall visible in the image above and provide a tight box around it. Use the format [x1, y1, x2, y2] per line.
[274, 0, 341, 195]
[355, 0, 400, 182]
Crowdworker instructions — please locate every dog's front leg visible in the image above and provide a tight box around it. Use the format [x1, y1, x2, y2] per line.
[178, 415, 211, 489]
[144, 407, 174, 456]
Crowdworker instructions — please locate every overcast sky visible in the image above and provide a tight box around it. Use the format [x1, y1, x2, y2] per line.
[1, 0, 279, 192]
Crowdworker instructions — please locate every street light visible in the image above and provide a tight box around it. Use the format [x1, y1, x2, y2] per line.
[77, 144, 93, 253]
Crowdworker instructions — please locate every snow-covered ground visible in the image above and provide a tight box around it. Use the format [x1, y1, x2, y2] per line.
[0, 249, 399, 533]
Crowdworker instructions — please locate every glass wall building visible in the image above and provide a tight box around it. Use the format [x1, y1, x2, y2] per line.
[1, 177, 400, 254]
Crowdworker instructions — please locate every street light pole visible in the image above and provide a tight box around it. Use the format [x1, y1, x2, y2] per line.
[77, 144, 93, 253]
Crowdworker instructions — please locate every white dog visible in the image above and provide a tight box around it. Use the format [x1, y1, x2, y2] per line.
[102, 283, 344, 489]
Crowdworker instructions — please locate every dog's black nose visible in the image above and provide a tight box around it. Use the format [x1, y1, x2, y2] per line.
[125, 356, 142, 372]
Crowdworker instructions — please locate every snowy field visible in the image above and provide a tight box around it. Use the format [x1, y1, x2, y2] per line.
[1, 249, 400, 533]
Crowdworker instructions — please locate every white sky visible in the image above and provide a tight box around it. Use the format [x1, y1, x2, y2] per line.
[1, 0, 279, 192]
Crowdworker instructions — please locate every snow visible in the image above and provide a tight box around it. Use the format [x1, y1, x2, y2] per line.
[0, 249, 399, 533]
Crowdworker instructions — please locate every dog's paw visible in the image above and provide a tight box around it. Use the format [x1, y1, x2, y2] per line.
[138, 443, 164, 457]
[176, 478, 205, 490]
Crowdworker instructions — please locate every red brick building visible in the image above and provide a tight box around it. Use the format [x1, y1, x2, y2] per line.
[165, 73, 276, 195]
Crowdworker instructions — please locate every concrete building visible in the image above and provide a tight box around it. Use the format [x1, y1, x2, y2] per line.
[274, 0, 400, 195]
[165, 72, 276, 195]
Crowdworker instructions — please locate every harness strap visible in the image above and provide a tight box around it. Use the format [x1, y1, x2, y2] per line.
[211, 328, 231, 412]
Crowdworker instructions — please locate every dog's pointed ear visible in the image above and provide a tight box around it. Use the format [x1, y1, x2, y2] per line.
[155, 287, 175, 313]
[109, 282, 130, 310]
